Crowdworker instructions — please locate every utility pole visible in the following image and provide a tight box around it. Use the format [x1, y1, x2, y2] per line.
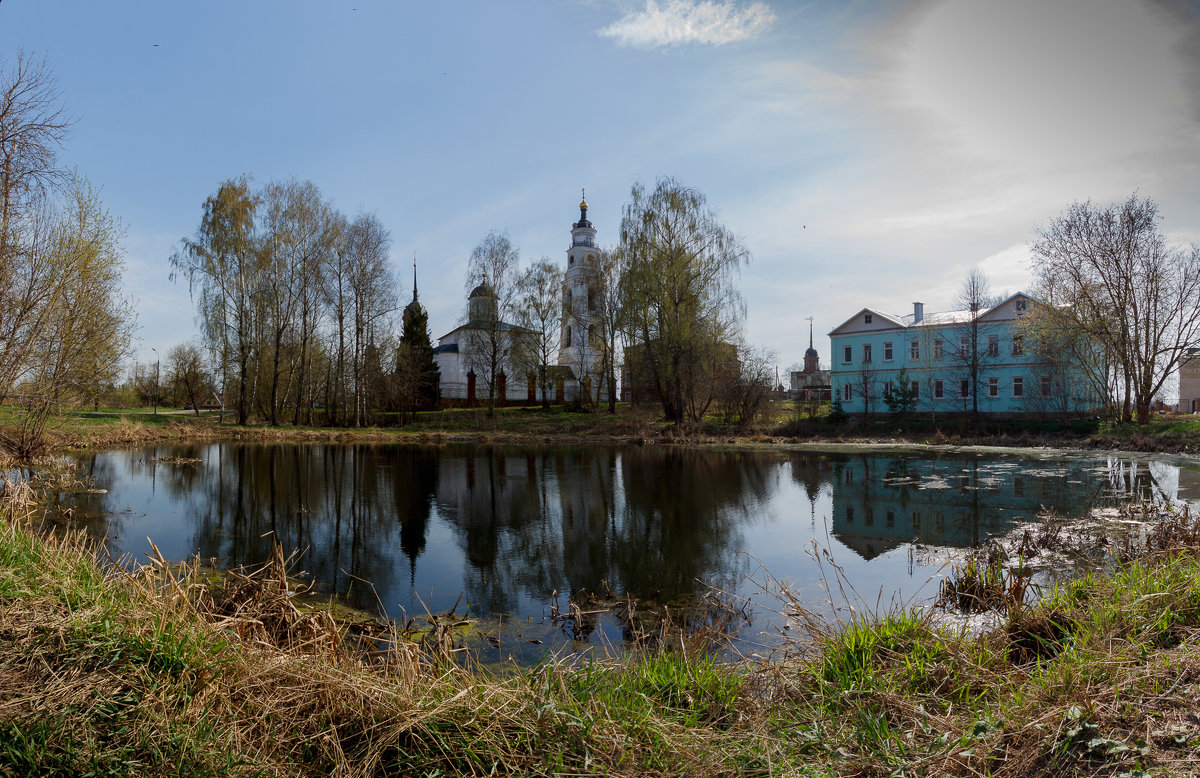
[151, 347, 160, 416]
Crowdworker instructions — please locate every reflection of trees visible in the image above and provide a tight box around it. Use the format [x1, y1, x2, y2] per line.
[434, 446, 767, 615]
[609, 448, 765, 600]
[185, 444, 440, 615]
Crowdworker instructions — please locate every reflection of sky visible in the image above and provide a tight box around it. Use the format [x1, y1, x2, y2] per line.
[56, 444, 1200, 660]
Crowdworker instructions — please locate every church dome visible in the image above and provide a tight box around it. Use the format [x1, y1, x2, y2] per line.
[805, 346, 818, 359]
[469, 281, 494, 299]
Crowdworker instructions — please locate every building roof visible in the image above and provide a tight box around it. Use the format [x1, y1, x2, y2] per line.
[830, 292, 1043, 335]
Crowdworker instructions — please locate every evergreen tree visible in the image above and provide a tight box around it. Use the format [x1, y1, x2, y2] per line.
[399, 294, 440, 413]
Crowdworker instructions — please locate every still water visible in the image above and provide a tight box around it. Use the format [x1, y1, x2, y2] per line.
[54, 443, 1200, 660]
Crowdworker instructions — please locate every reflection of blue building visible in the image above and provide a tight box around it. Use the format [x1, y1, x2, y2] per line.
[828, 455, 1108, 559]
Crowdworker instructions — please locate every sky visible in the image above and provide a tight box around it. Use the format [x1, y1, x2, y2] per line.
[2, 0, 1198, 375]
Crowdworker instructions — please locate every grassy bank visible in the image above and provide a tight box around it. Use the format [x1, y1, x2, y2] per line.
[8, 402, 1200, 458]
[3, 474, 1200, 776]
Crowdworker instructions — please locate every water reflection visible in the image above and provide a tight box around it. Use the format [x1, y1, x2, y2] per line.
[50, 444, 1197, 653]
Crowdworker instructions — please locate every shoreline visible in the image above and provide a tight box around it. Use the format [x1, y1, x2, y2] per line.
[45, 413, 1200, 467]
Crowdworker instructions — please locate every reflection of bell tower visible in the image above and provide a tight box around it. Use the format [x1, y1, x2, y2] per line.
[558, 190, 603, 400]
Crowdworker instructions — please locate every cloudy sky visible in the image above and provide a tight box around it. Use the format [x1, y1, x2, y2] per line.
[3, 0, 1198, 372]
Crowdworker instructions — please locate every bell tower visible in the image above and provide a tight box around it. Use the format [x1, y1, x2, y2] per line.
[558, 190, 603, 400]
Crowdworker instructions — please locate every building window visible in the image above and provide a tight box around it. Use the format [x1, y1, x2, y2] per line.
[910, 381, 920, 399]
[934, 379, 944, 399]
[911, 511, 921, 530]
[934, 339, 944, 360]
[960, 378, 970, 398]
[1013, 376, 1024, 398]
[864, 313, 873, 324]
[909, 340, 919, 360]
[564, 326, 572, 348]
[883, 342, 893, 361]
[1041, 375, 1053, 398]
[865, 508, 874, 526]
[988, 377, 999, 397]
[886, 509, 895, 528]
[843, 383, 852, 402]
[959, 336, 970, 358]
[843, 345, 852, 364]
[987, 334, 999, 357]
[882, 381, 892, 400]
[1011, 334, 1024, 356]
[846, 506, 854, 523]
[863, 344, 872, 363]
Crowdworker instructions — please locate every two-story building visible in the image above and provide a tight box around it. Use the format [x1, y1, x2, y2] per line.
[829, 293, 1098, 416]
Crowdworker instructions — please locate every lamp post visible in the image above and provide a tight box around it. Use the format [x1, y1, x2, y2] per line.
[151, 347, 160, 416]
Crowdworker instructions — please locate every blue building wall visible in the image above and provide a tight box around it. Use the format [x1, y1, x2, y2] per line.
[828, 294, 1096, 416]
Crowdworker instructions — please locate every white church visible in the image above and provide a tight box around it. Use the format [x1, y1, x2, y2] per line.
[433, 194, 611, 405]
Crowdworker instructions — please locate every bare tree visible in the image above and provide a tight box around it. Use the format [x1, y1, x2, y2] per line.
[258, 180, 338, 425]
[514, 257, 563, 408]
[584, 248, 625, 413]
[343, 213, 396, 426]
[164, 342, 210, 415]
[462, 231, 521, 415]
[0, 51, 73, 407]
[1031, 194, 1200, 423]
[951, 269, 1002, 417]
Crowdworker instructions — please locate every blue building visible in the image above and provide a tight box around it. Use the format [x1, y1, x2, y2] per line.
[828, 293, 1097, 416]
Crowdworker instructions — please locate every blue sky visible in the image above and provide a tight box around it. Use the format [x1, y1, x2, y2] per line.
[3, 0, 1198, 374]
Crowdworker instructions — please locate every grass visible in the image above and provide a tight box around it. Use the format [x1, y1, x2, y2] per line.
[5, 466, 1200, 775]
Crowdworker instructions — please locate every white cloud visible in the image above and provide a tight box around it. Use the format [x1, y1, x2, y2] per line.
[599, 0, 775, 48]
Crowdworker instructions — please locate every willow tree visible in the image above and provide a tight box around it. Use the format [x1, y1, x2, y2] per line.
[618, 177, 748, 424]
[1031, 194, 1200, 424]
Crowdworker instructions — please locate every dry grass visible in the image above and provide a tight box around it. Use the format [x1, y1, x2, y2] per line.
[6, 468, 1200, 775]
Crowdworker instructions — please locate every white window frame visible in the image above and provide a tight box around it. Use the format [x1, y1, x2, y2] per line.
[959, 336, 970, 358]
[843, 345, 852, 364]
[909, 340, 919, 360]
[1011, 334, 1024, 356]
[1041, 375, 1052, 398]
[986, 334, 999, 358]
[843, 383, 852, 401]
[988, 376, 999, 397]
[910, 381, 920, 400]
[864, 313, 873, 324]
[1013, 376, 1024, 398]
[863, 344, 872, 363]
[960, 378, 970, 398]
[934, 379, 944, 399]
[934, 339, 944, 360]
[882, 341, 893, 362]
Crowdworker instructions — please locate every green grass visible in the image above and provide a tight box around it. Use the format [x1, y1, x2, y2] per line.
[5, 498, 1200, 776]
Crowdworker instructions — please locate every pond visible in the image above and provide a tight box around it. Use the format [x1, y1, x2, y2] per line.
[50, 443, 1200, 662]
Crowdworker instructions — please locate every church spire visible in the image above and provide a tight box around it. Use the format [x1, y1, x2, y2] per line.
[412, 251, 418, 303]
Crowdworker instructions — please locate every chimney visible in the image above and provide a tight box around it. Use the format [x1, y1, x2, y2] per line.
[913, 301, 924, 324]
